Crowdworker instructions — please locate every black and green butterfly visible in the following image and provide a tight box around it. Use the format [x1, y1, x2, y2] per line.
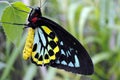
[1, 3, 94, 75]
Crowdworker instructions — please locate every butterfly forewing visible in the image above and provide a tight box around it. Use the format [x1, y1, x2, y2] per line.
[38, 17, 94, 75]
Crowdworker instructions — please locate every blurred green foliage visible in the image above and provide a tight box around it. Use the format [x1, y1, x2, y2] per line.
[1, 1, 30, 46]
[0, 0, 120, 80]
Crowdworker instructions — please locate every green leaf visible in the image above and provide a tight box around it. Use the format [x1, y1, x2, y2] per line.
[0, 1, 10, 19]
[1, 1, 30, 46]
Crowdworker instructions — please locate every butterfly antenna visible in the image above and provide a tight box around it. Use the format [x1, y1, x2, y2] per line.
[40, 0, 41, 8]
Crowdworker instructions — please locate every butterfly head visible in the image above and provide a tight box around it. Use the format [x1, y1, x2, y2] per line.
[28, 7, 42, 28]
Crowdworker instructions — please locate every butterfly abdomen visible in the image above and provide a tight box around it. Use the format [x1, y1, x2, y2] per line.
[23, 28, 35, 60]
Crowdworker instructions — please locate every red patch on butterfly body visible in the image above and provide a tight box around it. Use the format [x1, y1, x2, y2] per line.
[31, 17, 38, 23]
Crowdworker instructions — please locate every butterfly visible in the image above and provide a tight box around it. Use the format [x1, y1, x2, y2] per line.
[0, 1, 93, 74]
[21, 7, 94, 75]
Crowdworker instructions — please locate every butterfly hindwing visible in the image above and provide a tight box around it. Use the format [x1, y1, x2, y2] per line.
[38, 17, 94, 75]
[31, 25, 60, 65]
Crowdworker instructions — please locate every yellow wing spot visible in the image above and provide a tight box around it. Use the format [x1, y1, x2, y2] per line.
[37, 61, 43, 65]
[44, 59, 50, 64]
[54, 36, 58, 43]
[23, 28, 35, 60]
[53, 46, 59, 54]
[50, 55, 56, 60]
[41, 26, 52, 35]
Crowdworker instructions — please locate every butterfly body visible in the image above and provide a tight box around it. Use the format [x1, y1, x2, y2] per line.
[23, 7, 94, 75]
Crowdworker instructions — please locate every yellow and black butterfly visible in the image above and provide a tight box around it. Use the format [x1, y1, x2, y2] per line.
[0, 1, 94, 75]
[22, 7, 94, 75]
